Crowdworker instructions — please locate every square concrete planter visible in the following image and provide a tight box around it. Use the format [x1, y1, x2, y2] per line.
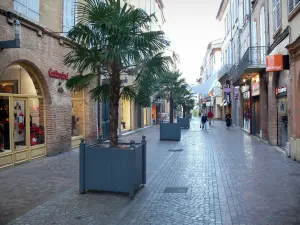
[178, 117, 190, 129]
[160, 123, 181, 141]
[79, 136, 147, 198]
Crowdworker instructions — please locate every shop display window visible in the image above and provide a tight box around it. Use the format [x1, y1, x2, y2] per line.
[0, 97, 10, 153]
[243, 91, 251, 132]
[72, 90, 84, 137]
[29, 98, 45, 146]
[121, 98, 131, 131]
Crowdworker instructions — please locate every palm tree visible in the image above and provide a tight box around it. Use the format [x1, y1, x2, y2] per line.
[155, 70, 187, 123]
[173, 89, 195, 118]
[64, 0, 172, 146]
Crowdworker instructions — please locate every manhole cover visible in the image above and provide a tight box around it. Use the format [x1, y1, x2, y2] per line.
[168, 148, 184, 152]
[163, 187, 188, 193]
[289, 173, 300, 177]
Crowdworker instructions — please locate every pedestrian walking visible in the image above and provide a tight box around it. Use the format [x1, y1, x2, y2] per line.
[201, 114, 208, 130]
[225, 112, 231, 129]
[208, 111, 213, 125]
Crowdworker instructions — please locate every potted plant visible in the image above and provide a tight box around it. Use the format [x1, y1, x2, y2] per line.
[65, 0, 172, 197]
[155, 71, 187, 140]
[174, 88, 194, 129]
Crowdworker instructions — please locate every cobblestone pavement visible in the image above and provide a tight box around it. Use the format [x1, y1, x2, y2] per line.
[3, 118, 300, 225]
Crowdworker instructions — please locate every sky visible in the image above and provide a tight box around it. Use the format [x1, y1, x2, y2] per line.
[162, 0, 224, 84]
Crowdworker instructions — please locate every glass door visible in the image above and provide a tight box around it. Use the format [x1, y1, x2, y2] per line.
[13, 98, 28, 152]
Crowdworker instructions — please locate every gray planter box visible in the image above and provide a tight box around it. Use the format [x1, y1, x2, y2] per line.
[178, 117, 190, 129]
[160, 123, 181, 141]
[79, 136, 147, 198]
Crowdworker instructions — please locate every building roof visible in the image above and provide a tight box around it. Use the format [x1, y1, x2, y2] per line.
[216, 0, 229, 21]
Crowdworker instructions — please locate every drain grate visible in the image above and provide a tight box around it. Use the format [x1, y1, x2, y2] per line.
[163, 187, 188, 193]
[168, 148, 184, 152]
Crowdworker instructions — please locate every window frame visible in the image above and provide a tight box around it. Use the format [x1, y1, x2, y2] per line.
[63, 0, 76, 34]
[272, 0, 281, 32]
[14, 0, 40, 22]
[288, 0, 300, 14]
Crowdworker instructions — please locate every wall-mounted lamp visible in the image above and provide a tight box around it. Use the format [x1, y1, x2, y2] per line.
[0, 19, 21, 49]
[242, 79, 246, 83]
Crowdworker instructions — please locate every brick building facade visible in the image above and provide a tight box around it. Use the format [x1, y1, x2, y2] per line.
[0, 1, 96, 168]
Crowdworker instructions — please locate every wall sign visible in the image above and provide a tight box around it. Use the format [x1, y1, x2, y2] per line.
[266, 54, 283, 72]
[276, 86, 287, 97]
[48, 68, 69, 80]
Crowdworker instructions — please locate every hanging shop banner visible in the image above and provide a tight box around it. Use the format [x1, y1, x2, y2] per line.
[234, 87, 239, 99]
[252, 81, 260, 96]
[266, 54, 283, 72]
[223, 87, 231, 93]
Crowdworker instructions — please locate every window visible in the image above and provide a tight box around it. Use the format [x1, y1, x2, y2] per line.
[288, 0, 300, 14]
[14, 0, 40, 21]
[63, 0, 76, 33]
[260, 7, 266, 47]
[273, 0, 281, 32]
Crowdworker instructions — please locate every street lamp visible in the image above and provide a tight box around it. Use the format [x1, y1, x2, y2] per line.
[0, 19, 21, 49]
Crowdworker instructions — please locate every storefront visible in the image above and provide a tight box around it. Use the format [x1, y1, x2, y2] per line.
[0, 64, 46, 168]
[71, 90, 85, 148]
[275, 75, 288, 148]
[233, 86, 240, 127]
[241, 83, 251, 133]
[251, 75, 260, 136]
[152, 105, 157, 125]
[121, 98, 131, 132]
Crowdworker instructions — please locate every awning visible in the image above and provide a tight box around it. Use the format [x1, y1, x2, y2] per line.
[191, 73, 217, 94]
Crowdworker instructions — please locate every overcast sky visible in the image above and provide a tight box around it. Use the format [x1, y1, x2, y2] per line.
[162, 0, 223, 84]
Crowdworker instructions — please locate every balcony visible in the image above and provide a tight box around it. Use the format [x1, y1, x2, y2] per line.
[217, 64, 232, 81]
[231, 46, 266, 83]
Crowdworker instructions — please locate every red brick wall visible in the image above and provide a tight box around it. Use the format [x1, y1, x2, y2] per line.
[0, 13, 96, 155]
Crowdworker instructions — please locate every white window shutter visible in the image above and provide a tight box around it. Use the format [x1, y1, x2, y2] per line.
[27, 0, 40, 21]
[276, 0, 280, 30]
[14, 0, 27, 17]
[63, 0, 75, 33]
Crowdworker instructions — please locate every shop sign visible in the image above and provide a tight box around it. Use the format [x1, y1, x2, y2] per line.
[223, 87, 231, 93]
[241, 85, 249, 93]
[252, 81, 260, 96]
[48, 69, 69, 80]
[276, 86, 287, 96]
[266, 54, 283, 72]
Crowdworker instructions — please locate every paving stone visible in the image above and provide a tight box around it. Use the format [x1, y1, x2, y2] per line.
[3, 118, 300, 224]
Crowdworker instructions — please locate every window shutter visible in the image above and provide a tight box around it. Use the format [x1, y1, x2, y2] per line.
[27, 0, 40, 21]
[14, 0, 27, 17]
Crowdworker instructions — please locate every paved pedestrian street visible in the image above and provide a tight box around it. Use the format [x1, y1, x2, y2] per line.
[2, 118, 300, 225]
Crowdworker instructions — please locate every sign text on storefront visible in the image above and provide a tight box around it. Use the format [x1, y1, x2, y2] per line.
[48, 69, 69, 80]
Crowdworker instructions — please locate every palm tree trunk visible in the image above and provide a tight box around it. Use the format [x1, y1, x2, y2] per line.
[170, 91, 174, 124]
[183, 106, 186, 118]
[109, 70, 121, 147]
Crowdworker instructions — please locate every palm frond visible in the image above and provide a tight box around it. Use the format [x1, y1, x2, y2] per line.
[66, 73, 98, 91]
[89, 83, 111, 100]
[120, 86, 136, 100]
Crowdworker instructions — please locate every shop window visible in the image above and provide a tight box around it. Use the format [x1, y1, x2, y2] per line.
[0, 97, 10, 153]
[14, 0, 40, 22]
[72, 90, 84, 137]
[29, 98, 45, 146]
[121, 98, 131, 131]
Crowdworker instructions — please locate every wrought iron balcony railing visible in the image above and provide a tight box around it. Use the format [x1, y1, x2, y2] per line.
[217, 64, 232, 80]
[231, 46, 266, 83]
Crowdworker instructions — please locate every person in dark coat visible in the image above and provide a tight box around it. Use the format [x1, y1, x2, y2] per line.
[225, 112, 231, 129]
[201, 114, 208, 130]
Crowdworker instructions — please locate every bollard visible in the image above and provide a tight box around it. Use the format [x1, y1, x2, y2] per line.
[141, 135, 147, 184]
[79, 138, 86, 194]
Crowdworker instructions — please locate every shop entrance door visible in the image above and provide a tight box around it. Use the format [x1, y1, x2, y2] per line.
[13, 98, 29, 164]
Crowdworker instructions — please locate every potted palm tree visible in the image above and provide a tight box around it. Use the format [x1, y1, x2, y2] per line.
[175, 90, 194, 129]
[65, 0, 172, 197]
[155, 70, 186, 141]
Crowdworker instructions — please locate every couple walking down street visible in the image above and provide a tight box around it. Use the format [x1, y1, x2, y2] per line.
[200, 111, 213, 130]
